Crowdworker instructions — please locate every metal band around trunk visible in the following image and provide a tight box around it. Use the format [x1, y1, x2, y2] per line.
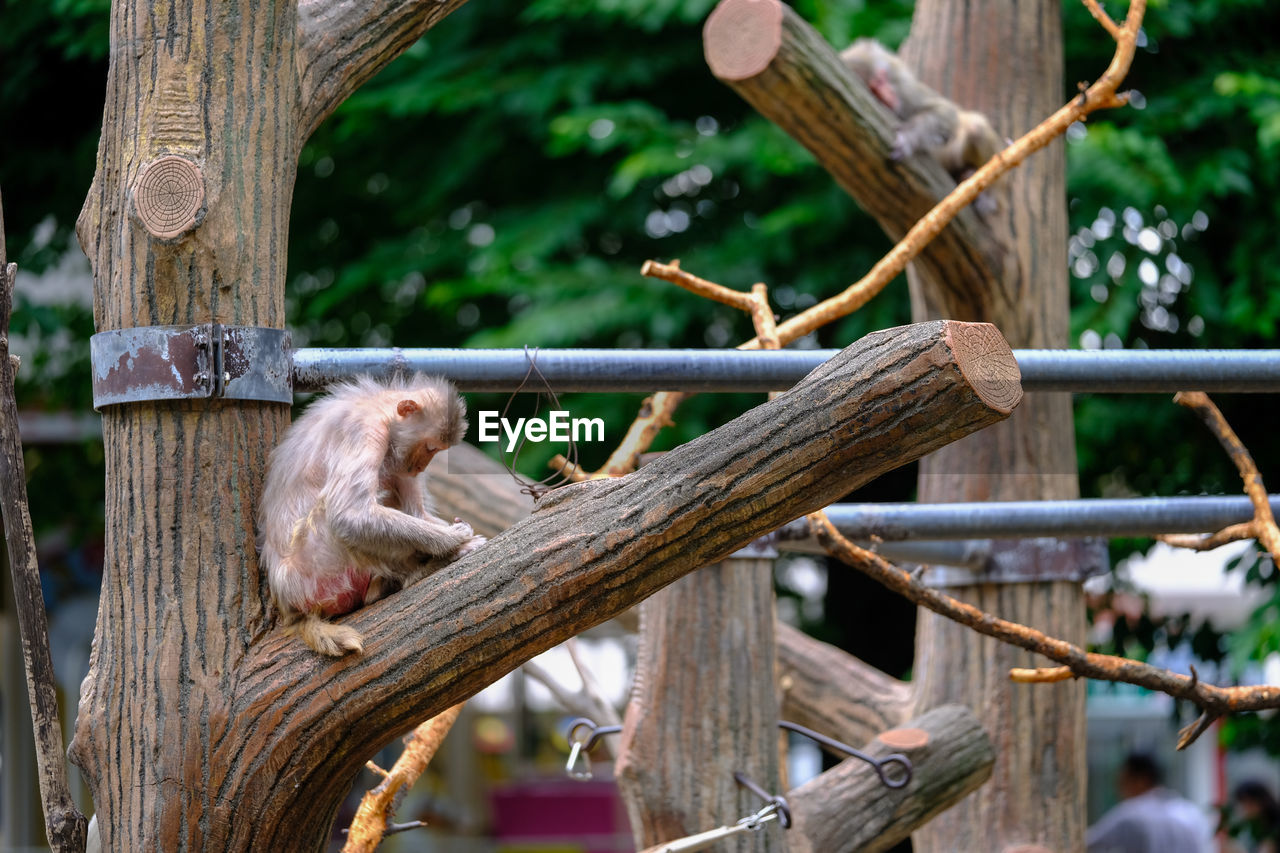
[90, 324, 292, 410]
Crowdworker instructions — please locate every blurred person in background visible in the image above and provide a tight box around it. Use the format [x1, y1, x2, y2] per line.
[1087, 752, 1214, 853]
[1231, 780, 1280, 853]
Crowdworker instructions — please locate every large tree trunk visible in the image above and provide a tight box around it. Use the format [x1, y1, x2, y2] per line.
[900, 2, 1085, 850]
[69, 0, 470, 848]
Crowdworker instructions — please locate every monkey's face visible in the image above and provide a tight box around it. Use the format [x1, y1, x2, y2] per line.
[404, 437, 449, 476]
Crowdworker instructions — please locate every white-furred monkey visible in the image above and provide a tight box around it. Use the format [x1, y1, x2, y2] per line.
[841, 38, 1004, 214]
[258, 374, 486, 656]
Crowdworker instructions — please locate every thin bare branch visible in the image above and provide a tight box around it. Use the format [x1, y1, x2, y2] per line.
[343, 703, 465, 853]
[1172, 391, 1280, 563]
[640, 259, 756, 311]
[590, 0, 1146, 476]
[1081, 0, 1123, 39]
[1159, 522, 1257, 552]
[807, 509, 1280, 749]
[0, 196, 88, 853]
[1009, 666, 1074, 684]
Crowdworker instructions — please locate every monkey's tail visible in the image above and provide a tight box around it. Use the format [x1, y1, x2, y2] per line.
[285, 612, 364, 657]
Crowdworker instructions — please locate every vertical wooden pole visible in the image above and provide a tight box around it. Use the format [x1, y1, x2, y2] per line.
[901, 1, 1086, 849]
[617, 551, 785, 851]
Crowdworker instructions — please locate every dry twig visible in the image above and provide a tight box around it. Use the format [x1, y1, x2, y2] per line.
[583, 265, 781, 477]
[579, 0, 1147, 476]
[343, 703, 465, 853]
[1158, 392, 1280, 562]
[807, 510, 1280, 749]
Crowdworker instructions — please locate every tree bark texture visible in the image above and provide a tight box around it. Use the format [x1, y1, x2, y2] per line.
[616, 555, 783, 851]
[70, 0, 470, 849]
[0, 205, 88, 852]
[900, 2, 1085, 850]
[701, 0, 1009, 312]
[787, 704, 994, 853]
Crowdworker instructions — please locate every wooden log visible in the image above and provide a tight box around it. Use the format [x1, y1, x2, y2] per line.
[787, 703, 994, 852]
[221, 319, 1021, 849]
[702, 0, 1005, 312]
[776, 621, 913, 746]
[431, 443, 919, 749]
[616, 555, 783, 850]
[0, 198, 88, 853]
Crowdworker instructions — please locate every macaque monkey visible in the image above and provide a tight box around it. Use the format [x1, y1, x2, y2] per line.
[841, 38, 1004, 214]
[259, 374, 486, 656]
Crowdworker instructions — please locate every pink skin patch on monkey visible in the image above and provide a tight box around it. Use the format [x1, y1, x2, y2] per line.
[312, 570, 372, 617]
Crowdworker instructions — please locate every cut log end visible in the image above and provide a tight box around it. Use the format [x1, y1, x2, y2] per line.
[703, 0, 784, 81]
[944, 320, 1024, 415]
[877, 727, 930, 750]
[132, 156, 205, 240]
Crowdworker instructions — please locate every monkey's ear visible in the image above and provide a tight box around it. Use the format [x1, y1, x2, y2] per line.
[396, 399, 422, 417]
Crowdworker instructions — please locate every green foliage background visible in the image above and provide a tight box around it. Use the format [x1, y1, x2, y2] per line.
[2, 0, 1280, 743]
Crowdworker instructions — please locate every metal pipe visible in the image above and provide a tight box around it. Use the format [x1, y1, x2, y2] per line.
[784, 538, 993, 569]
[773, 496, 1279, 542]
[292, 348, 1280, 393]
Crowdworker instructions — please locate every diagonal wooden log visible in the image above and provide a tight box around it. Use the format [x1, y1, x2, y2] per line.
[776, 621, 914, 746]
[786, 704, 994, 853]
[216, 319, 1020, 849]
[702, 0, 1007, 319]
[432, 430, 918, 753]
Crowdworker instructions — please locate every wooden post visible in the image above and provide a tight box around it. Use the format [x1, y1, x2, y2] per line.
[617, 552, 784, 851]
[900, 2, 1086, 850]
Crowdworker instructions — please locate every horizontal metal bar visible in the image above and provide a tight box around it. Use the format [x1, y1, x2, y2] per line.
[292, 348, 1280, 393]
[774, 496, 1278, 542]
[1013, 349, 1280, 393]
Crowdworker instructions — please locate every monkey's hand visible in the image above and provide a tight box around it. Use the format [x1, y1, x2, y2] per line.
[455, 534, 487, 558]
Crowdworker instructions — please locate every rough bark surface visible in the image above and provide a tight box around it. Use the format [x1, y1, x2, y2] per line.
[900, 2, 1085, 850]
[787, 704, 994, 853]
[616, 556, 783, 851]
[701, 0, 1009, 312]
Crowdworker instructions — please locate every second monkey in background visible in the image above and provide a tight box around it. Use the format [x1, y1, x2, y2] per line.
[842, 38, 1004, 215]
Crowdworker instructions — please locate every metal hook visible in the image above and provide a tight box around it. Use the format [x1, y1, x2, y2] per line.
[564, 717, 623, 781]
[655, 800, 782, 851]
[779, 720, 913, 789]
[733, 771, 792, 828]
